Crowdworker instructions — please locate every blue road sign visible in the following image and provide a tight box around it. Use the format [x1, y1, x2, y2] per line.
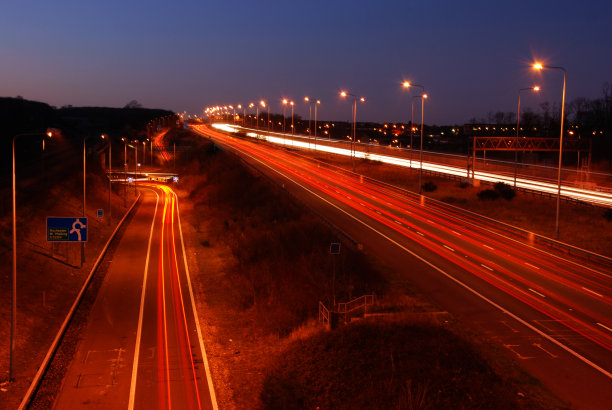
[47, 217, 88, 242]
[97, 209, 104, 218]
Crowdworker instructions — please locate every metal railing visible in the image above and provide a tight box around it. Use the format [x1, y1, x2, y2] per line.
[337, 294, 376, 323]
[318, 301, 330, 326]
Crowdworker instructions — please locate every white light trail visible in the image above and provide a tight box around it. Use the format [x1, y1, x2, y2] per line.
[209, 124, 612, 207]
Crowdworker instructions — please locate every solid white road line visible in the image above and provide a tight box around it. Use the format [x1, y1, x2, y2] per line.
[174, 190, 219, 410]
[128, 189, 160, 410]
[203, 130, 612, 380]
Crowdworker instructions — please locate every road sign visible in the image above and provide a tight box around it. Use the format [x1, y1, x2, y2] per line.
[47, 217, 88, 242]
[97, 209, 104, 218]
[173, 176, 179, 183]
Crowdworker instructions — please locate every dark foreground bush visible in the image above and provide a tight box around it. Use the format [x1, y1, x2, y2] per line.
[477, 188, 499, 200]
[605, 208, 612, 222]
[494, 182, 516, 200]
[422, 181, 437, 192]
[261, 322, 527, 409]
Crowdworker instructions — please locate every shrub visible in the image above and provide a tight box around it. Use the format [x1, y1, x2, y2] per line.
[604, 208, 612, 222]
[458, 181, 470, 189]
[494, 182, 515, 200]
[422, 181, 437, 192]
[477, 189, 499, 200]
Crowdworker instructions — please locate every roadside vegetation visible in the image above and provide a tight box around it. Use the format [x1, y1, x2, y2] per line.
[175, 131, 565, 409]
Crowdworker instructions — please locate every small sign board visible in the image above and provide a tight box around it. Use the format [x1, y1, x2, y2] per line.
[330, 242, 341, 255]
[47, 217, 88, 242]
[97, 209, 104, 218]
[172, 176, 179, 183]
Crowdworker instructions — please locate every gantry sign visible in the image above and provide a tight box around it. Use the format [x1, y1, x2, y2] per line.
[468, 136, 590, 179]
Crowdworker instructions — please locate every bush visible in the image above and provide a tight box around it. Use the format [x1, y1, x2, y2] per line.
[604, 208, 612, 222]
[422, 181, 437, 192]
[477, 189, 499, 201]
[494, 182, 515, 200]
[458, 181, 470, 189]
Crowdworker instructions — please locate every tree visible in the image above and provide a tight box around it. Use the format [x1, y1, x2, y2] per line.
[124, 100, 143, 109]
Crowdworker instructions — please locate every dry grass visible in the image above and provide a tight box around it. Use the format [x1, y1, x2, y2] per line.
[175, 134, 565, 409]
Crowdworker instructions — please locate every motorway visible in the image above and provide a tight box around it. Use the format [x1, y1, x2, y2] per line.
[52, 184, 216, 409]
[212, 123, 612, 207]
[193, 124, 612, 409]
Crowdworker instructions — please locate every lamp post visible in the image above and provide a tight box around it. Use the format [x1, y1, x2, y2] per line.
[340, 91, 366, 171]
[417, 94, 428, 194]
[121, 138, 127, 207]
[402, 82, 425, 176]
[305, 97, 321, 150]
[290, 101, 295, 135]
[260, 100, 269, 131]
[282, 99, 288, 133]
[101, 134, 112, 225]
[237, 104, 243, 127]
[11, 129, 55, 381]
[82, 135, 102, 265]
[514, 86, 541, 189]
[533, 62, 566, 239]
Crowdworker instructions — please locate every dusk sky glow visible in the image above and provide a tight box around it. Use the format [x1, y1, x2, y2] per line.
[2, 0, 611, 124]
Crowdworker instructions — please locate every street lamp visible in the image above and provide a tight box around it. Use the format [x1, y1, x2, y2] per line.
[260, 100, 270, 131]
[142, 140, 147, 167]
[101, 134, 112, 225]
[514, 85, 541, 189]
[305, 97, 321, 149]
[340, 91, 366, 171]
[11, 129, 56, 380]
[290, 101, 295, 135]
[282, 99, 288, 133]
[237, 104, 243, 127]
[533, 62, 566, 239]
[402, 81, 425, 176]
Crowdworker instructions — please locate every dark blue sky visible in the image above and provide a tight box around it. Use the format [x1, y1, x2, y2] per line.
[2, 0, 610, 124]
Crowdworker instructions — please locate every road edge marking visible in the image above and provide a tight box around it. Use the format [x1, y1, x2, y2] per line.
[173, 190, 219, 410]
[128, 189, 160, 410]
[213, 136, 612, 381]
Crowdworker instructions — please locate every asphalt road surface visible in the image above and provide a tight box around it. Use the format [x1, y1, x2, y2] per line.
[194, 124, 612, 409]
[53, 184, 216, 409]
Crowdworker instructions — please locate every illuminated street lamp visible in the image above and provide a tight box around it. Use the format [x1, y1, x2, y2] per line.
[290, 101, 295, 135]
[340, 91, 366, 171]
[260, 100, 270, 131]
[305, 97, 321, 149]
[533, 62, 566, 239]
[514, 86, 541, 189]
[402, 81, 425, 174]
[11, 129, 56, 380]
[249, 102, 255, 128]
[101, 134, 112, 224]
[142, 140, 147, 168]
[237, 104, 243, 126]
[121, 137, 127, 207]
[282, 99, 288, 133]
